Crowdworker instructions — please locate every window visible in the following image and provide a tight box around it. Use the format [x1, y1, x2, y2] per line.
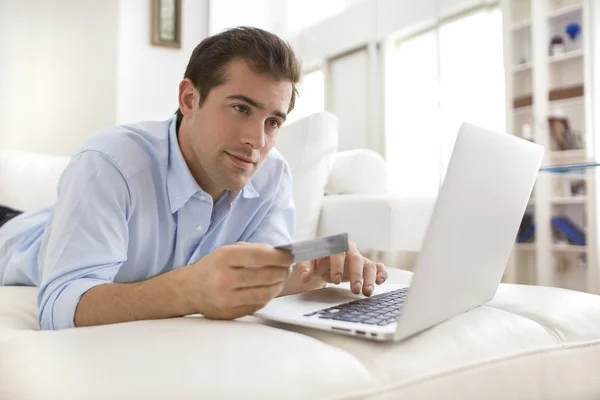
[385, 30, 440, 197]
[385, 7, 505, 196]
[286, 69, 325, 124]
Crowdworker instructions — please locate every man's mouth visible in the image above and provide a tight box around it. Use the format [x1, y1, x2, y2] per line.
[226, 152, 255, 169]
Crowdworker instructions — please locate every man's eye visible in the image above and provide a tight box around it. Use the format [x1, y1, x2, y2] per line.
[233, 105, 249, 114]
[267, 119, 282, 128]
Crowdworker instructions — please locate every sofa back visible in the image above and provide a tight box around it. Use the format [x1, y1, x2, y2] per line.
[0, 149, 70, 212]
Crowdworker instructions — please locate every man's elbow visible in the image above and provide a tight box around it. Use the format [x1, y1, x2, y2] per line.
[37, 279, 105, 330]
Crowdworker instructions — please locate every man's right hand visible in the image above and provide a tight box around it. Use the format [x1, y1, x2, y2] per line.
[183, 242, 294, 320]
[74, 242, 294, 328]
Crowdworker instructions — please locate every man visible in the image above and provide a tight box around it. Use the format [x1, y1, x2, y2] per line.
[0, 27, 387, 331]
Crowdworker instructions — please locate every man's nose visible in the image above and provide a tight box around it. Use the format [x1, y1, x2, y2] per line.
[242, 123, 266, 150]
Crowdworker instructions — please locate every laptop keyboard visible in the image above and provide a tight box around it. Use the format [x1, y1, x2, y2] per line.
[303, 288, 408, 326]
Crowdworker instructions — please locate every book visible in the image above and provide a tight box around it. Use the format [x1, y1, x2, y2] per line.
[551, 216, 586, 246]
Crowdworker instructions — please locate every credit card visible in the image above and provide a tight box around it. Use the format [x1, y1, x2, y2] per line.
[275, 232, 349, 264]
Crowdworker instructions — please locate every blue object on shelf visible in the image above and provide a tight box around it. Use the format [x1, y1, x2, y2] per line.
[551, 216, 586, 246]
[565, 23, 581, 41]
[517, 224, 535, 243]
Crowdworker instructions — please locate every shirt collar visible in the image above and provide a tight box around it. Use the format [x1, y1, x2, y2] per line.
[166, 117, 259, 213]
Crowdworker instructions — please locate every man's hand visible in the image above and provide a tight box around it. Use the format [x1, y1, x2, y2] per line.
[295, 241, 388, 296]
[183, 242, 294, 320]
[74, 242, 293, 328]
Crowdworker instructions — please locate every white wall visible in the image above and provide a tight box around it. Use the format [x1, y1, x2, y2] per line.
[208, 0, 286, 37]
[329, 50, 370, 151]
[0, 0, 209, 155]
[117, 0, 209, 124]
[0, 0, 119, 156]
[208, 0, 361, 41]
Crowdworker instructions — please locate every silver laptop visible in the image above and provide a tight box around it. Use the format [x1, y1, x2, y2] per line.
[256, 123, 544, 342]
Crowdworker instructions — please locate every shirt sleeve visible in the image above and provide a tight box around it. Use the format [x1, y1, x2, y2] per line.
[246, 163, 295, 246]
[37, 150, 131, 330]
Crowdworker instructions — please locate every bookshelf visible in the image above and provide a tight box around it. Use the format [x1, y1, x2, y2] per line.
[502, 0, 599, 293]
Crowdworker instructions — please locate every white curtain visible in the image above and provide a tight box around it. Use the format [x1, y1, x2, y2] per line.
[385, 6, 506, 197]
[287, 70, 325, 124]
[209, 0, 361, 38]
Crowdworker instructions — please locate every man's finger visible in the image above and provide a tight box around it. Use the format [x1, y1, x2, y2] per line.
[362, 260, 377, 296]
[234, 281, 286, 307]
[346, 243, 365, 294]
[375, 263, 388, 285]
[233, 265, 291, 289]
[297, 261, 313, 283]
[220, 243, 294, 267]
[329, 252, 345, 284]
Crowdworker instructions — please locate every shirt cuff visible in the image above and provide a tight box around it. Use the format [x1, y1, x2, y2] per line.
[41, 279, 108, 330]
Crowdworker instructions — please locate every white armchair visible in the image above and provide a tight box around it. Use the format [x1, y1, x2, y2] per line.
[275, 112, 436, 265]
[319, 149, 436, 262]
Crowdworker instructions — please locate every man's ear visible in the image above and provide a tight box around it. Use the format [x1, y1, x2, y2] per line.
[178, 79, 197, 116]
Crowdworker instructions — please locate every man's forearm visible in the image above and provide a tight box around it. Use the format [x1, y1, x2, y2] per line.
[278, 266, 326, 297]
[74, 267, 195, 327]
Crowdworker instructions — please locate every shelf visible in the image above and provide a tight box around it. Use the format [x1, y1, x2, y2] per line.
[514, 106, 532, 116]
[516, 243, 536, 251]
[549, 96, 584, 108]
[549, 149, 587, 164]
[528, 197, 587, 205]
[512, 50, 582, 73]
[551, 196, 587, 204]
[510, 4, 581, 31]
[513, 84, 584, 108]
[549, 49, 584, 64]
[552, 243, 586, 253]
[514, 95, 533, 109]
[546, 171, 590, 179]
[550, 149, 587, 158]
[513, 62, 533, 73]
[511, 20, 531, 31]
[548, 3, 583, 20]
[550, 84, 584, 101]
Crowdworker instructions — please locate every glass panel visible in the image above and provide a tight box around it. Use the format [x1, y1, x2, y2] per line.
[385, 7, 505, 195]
[438, 7, 506, 179]
[385, 30, 441, 197]
[286, 70, 325, 124]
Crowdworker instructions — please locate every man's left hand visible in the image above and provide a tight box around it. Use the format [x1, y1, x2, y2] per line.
[296, 241, 388, 296]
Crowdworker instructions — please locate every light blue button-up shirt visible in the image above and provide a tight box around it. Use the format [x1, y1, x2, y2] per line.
[0, 117, 295, 330]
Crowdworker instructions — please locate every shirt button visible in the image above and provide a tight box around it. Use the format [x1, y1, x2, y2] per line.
[199, 195, 207, 201]
[196, 225, 203, 232]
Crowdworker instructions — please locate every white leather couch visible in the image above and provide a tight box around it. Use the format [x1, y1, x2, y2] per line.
[2, 113, 600, 399]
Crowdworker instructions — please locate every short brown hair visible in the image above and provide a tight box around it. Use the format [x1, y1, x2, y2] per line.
[176, 26, 301, 128]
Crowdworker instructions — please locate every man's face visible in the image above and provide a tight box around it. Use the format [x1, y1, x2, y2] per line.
[178, 59, 293, 199]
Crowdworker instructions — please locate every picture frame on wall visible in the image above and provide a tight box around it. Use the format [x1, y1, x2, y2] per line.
[151, 0, 182, 48]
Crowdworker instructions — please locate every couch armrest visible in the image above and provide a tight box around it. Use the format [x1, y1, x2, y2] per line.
[317, 193, 436, 253]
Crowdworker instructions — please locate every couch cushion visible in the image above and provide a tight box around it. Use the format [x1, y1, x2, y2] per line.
[319, 194, 435, 252]
[2, 269, 600, 399]
[0, 149, 70, 211]
[0, 285, 375, 400]
[325, 149, 388, 195]
[276, 112, 339, 241]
